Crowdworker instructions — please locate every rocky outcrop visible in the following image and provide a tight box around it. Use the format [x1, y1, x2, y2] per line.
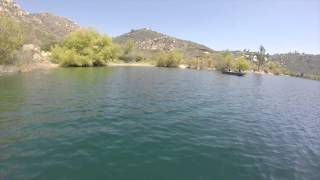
[17, 44, 51, 63]
[0, 0, 28, 17]
[28, 13, 80, 41]
[0, 0, 80, 48]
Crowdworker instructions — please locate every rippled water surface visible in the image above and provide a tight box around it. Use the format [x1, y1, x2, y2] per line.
[0, 67, 320, 180]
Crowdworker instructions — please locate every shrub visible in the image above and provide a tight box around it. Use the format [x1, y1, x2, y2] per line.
[235, 57, 250, 72]
[51, 29, 117, 67]
[118, 39, 146, 63]
[155, 49, 182, 67]
[135, 55, 145, 62]
[0, 16, 25, 64]
[264, 61, 285, 75]
[216, 54, 234, 71]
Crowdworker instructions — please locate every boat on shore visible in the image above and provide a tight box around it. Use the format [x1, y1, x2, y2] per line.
[222, 70, 246, 76]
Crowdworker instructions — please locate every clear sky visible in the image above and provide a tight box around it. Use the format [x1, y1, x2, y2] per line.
[17, 0, 320, 54]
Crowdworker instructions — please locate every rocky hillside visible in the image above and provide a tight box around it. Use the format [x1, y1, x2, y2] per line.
[270, 53, 320, 76]
[114, 28, 214, 59]
[0, 0, 80, 48]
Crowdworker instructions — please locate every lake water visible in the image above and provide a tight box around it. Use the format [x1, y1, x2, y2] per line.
[0, 67, 320, 180]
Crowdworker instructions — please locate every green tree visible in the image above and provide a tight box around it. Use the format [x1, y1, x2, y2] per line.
[119, 39, 142, 63]
[257, 45, 266, 71]
[0, 16, 25, 64]
[123, 39, 134, 55]
[110, 44, 121, 61]
[221, 54, 234, 71]
[154, 51, 167, 67]
[235, 57, 250, 72]
[166, 49, 183, 67]
[155, 49, 183, 68]
[51, 29, 117, 67]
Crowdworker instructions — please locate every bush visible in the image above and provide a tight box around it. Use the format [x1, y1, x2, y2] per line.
[0, 16, 25, 64]
[118, 39, 146, 63]
[264, 61, 285, 75]
[216, 54, 234, 71]
[235, 57, 250, 72]
[155, 49, 182, 67]
[119, 54, 136, 63]
[51, 29, 118, 67]
[135, 55, 145, 62]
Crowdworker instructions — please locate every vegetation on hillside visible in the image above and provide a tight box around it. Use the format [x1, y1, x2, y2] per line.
[118, 39, 145, 63]
[0, 16, 25, 64]
[114, 29, 319, 79]
[270, 53, 320, 76]
[114, 28, 214, 60]
[1, 0, 80, 51]
[184, 47, 291, 75]
[51, 29, 119, 67]
[154, 49, 183, 67]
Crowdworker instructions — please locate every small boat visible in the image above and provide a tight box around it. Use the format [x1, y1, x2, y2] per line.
[222, 70, 246, 76]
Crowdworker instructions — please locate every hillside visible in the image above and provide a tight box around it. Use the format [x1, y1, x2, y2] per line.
[270, 53, 320, 76]
[229, 50, 320, 76]
[115, 29, 320, 76]
[114, 28, 214, 59]
[0, 0, 80, 48]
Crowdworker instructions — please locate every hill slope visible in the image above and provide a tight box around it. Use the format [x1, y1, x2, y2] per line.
[114, 28, 214, 59]
[270, 53, 320, 76]
[0, 0, 80, 48]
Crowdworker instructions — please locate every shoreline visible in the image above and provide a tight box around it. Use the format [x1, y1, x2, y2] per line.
[0, 62, 155, 76]
[0, 62, 59, 76]
[108, 62, 155, 67]
[1, 62, 319, 81]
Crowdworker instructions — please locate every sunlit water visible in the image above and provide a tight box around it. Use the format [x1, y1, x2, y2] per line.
[0, 67, 320, 180]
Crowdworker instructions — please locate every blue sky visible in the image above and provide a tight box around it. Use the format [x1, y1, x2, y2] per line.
[17, 0, 320, 54]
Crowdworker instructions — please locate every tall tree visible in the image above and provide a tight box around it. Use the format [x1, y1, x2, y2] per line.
[123, 39, 134, 55]
[257, 45, 266, 71]
[0, 16, 25, 64]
